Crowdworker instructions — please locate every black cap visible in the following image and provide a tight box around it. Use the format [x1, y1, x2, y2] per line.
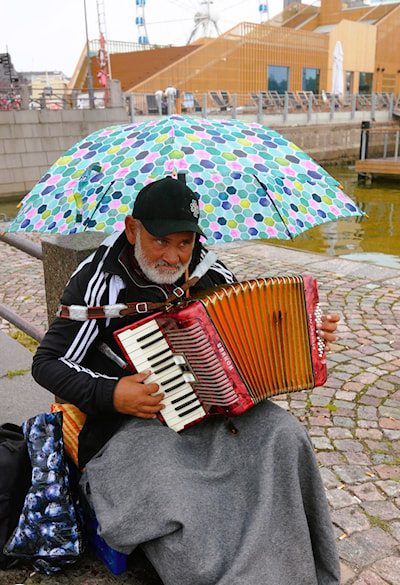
[132, 177, 204, 237]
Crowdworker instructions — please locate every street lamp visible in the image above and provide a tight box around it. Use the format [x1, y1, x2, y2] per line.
[83, 0, 95, 108]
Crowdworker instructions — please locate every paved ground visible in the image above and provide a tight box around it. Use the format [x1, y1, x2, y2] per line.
[1, 231, 400, 585]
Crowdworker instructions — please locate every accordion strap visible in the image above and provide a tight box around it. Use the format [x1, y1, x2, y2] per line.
[58, 275, 200, 321]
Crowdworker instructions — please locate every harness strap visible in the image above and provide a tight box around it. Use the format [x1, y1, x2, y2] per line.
[57, 275, 200, 321]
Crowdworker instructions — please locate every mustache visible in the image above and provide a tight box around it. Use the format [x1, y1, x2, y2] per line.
[155, 260, 183, 270]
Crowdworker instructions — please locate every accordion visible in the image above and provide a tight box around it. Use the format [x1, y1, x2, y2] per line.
[114, 274, 327, 432]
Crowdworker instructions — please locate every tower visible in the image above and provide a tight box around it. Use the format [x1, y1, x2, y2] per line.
[187, 0, 220, 44]
[259, 1, 269, 23]
[136, 0, 149, 44]
[96, 0, 112, 83]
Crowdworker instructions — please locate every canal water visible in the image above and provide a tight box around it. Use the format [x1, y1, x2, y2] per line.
[1, 164, 399, 268]
[269, 164, 400, 269]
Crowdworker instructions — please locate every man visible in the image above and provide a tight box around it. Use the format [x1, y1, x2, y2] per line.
[32, 177, 341, 585]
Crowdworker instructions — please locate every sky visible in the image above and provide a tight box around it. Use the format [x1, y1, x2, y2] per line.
[0, 0, 292, 78]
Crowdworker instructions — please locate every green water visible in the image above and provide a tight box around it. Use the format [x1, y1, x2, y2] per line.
[1, 165, 400, 267]
[267, 164, 400, 269]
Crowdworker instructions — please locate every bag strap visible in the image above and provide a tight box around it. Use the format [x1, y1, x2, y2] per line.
[58, 275, 200, 321]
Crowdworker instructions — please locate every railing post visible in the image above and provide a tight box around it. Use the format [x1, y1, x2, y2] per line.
[395, 130, 399, 161]
[231, 94, 237, 119]
[371, 92, 376, 121]
[257, 93, 263, 124]
[359, 121, 370, 160]
[351, 94, 356, 120]
[283, 92, 289, 122]
[202, 93, 207, 118]
[307, 93, 312, 122]
[383, 130, 388, 158]
[389, 93, 394, 118]
[330, 94, 335, 120]
[129, 93, 135, 123]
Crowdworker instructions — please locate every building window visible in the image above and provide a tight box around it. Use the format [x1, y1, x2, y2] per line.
[302, 68, 320, 93]
[359, 72, 373, 94]
[268, 66, 289, 94]
[345, 71, 354, 95]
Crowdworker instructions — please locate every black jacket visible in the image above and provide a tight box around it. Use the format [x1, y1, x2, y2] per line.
[32, 231, 235, 468]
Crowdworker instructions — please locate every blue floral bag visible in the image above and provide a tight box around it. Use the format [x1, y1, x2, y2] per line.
[3, 411, 85, 574]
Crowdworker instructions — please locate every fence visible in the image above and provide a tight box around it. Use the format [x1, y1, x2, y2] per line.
[1, 84, 398, 123]
[126, 90, 397, 124]
[0, 232, 45, 342]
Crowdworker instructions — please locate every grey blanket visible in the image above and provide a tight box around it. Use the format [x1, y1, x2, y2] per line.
[83, 400, 340, 585]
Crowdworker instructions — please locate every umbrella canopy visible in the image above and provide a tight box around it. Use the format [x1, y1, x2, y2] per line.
[332, 40, 344, 97]
[5, 115, 364, 244]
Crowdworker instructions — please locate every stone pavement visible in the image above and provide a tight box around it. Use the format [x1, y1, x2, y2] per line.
[1, 232, 400, 585]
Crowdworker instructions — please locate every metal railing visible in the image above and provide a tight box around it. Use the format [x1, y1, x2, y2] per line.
[0, 233, 45, 342]
[0, 85, 397, 119]
[360, 126, 400, 161]
[125, 91, 397, 124]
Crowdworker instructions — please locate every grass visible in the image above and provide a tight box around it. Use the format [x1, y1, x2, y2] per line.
[6, 368, 30, 378]
[9, 329, 39, 353]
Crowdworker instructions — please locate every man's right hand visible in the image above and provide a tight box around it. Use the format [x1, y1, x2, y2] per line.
[113, 371, 165, 418]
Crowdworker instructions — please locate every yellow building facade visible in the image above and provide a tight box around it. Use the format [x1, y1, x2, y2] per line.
[71, 0, 400, 100]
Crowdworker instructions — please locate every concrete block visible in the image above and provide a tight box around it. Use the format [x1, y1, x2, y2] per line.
[38, 109, 63, 124]
[14, 110, 39, 124]
[0, 181, 26, 196]
[13, 124, 36, 138]
[105, 108, 129, 124]
[21, 151, 49, 167]
[21, 166, 43, 182]
[0, 125, 12, 138]
[6, 138, 27, 154]
[48, 122, 67, 137]
[0, 110, 15, 125]
[41, 233, 107, 323]
[58, 135, 79, 153]
[46, 150, 64, 166]
[60, 109, 86, 123]
[0, 153, 22, 169]
[31, 124, 51, 138]
[82, 109, 111, 123]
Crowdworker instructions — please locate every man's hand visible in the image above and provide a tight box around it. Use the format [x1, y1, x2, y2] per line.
[317, 313, 340, 352]
[113, 371, 165, 418]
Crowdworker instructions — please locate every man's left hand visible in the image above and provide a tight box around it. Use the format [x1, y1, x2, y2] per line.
[317, 313, 340, 352]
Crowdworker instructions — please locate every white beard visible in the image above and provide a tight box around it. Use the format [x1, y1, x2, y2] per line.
[134, 230, 191, 285]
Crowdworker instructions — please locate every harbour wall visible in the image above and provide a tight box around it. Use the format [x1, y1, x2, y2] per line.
[0, 106, 397, 201]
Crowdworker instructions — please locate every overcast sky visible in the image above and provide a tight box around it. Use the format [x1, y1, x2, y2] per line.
[0, 0, 292, 77]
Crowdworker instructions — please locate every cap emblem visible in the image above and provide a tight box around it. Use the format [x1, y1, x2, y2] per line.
[190, 199, 200, 219]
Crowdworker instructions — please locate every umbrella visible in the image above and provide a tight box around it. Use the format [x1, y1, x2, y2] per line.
[5, 115, 364, 244]
[332, 40, 344, 97]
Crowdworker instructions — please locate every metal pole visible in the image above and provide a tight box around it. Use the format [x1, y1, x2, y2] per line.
[84, 0, 95, 109]
[232, 94, 237, 119]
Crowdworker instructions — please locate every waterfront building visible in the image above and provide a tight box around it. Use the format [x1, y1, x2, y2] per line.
[68, 0, 400, 105]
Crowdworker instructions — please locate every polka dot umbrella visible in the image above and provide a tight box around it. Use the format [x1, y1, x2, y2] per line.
[5, 115, 365, 243]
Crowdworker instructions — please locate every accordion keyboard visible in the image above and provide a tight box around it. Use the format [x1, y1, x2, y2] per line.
[116, 320, 206, 431]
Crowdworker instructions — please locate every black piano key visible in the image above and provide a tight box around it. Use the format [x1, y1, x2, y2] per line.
[136, 327, 162, 343]
[171, 391, 194, 405]
[141, 333, 165, 350]
[154, 359, 176, 374]
[151, 352, 175, 368]
[160, 373, 183, 387]
[163, 379, 187, 393]
[175, 397, 199, 412]
[150, 347, 171, 361]
[177, 404, 204, 418]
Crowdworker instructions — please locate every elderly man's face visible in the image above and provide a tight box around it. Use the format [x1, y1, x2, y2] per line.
[125, 216, 195, 284]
